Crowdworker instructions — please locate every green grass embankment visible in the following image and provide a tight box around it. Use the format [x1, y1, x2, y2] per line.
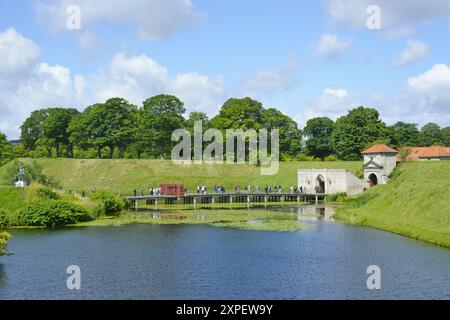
[0, 158, 361, 193]
[334, 161, 450, 247]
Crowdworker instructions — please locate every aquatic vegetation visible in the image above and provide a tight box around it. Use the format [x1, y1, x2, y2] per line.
[74, 207, 314, 232]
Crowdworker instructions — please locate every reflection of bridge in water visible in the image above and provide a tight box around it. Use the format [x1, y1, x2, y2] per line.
[125, 192, 328, 209]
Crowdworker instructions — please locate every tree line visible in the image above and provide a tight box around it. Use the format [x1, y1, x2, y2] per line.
[0, 95, 449, 165]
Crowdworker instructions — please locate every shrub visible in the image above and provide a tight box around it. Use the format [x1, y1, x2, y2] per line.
[37, 187, 59, 200]
[327, 192, 347, 202]
[0, 209, 10, 227]
[90, 191, 124, 216]
[0, 232, 11, 256]
[295, 154, 316, 161]
[324, 155, 338, 161]
[17, 200, 92, 227]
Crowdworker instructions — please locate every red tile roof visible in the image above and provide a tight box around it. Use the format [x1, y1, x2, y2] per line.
[396, 146, 450, 161]
[410, 146, 450, 158]
[362, 144, 398, 154]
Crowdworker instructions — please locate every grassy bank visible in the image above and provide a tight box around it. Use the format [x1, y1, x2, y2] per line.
[0, 158, 361, 193]
[334, 161, 450, 248]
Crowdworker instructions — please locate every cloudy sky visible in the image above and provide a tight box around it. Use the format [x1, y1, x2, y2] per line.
[1, 0, 450, 139]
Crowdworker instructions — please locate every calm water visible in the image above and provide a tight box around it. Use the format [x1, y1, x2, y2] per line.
[1, 206, 450, 300]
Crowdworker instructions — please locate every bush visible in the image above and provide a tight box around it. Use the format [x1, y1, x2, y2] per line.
[295, 154, 316, 161]
[324, 155, 338, 161]
[0, 209, 10, 227]
[17, 200, 92, 227]
[37, 187, 59, 200]
[0, 232, 11, 256]
[327, 192, 348, 202]
[90, 191, 124, 216]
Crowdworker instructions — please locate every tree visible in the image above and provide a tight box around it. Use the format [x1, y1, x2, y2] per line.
[418, 123, 443, 146]
[20, 109, 47, 151]
[20, 108, 79, 157]
[142, 95, 186, 158]
[41, 108, 79, 157]
[303, 117, 334, 160]
[210, 97, 264, 131]
[441, 126, 450, 147]
[69, 99, 137, 158]
[0, 132, 8, 165]
[186, 112, 210, 132]
[262, 108, 302, 157]
[102, 98, 137, 158]
[387, 122, 419, 148]
[330, 106, 388, 160]
[128, 109, 155, 159]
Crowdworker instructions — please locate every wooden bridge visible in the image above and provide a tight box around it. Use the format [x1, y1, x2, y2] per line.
[125, 192, 328, 208]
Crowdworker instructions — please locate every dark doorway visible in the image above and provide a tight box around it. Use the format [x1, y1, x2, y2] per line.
[369, 174, 378, 187]
[316, 175, 325, 193]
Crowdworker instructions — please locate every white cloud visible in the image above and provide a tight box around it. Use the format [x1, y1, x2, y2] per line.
[295, 64, 450, 128]
[295, 88, 381, 128]
[394, 40, 428, 67]
[34, 0, 201, 42]
[322, 0, 450, 36]
[91, 53, 225, 114]
[0, 28, 40, 77]
[239, 58, 301, 97]
[315, 33, 352, 61]
[388, 64, 450, 124]
[324, 88, 349, 99]
[0, 63, 86, 139]
[0, 28, 224, 139]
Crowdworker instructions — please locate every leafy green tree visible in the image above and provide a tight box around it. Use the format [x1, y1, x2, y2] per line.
[20, 109, 47, 151]
[441, 126, 450, 147]
[102, 98, 138, 158]
[0, 132, 8, 165]
[41, 108, 79, 157]
[330, 106, 388, 160]
[303, 117, 334, 160]
[142, 95, 186, 158]
[387, 122, 420, 148]
[128, 109, 155, 159]
[418, 123, 443, 146]
[262, 108, 302, 157]
[20, 108, 79, 157]
[186, 112, 210, 132]
[210, 97, 264, 131]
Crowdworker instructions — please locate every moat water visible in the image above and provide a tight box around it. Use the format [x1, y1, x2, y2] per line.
[1, 205, 449, 299]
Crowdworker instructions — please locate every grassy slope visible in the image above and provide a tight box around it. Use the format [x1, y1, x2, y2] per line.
[335, 161, 450, 247]
[0, 158, 361, 193]
[0, 187, 27, 213]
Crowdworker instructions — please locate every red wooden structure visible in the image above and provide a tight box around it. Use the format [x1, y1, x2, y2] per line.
[160, 184, 184, 197]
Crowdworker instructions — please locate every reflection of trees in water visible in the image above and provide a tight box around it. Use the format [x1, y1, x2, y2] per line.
[316, 207, 326, 215]
[0, 263, 5, 286]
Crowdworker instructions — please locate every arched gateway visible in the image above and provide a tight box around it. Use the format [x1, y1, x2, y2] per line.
[368, 173, 378, 187]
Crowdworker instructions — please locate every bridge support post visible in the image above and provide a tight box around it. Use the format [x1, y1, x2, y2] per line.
[315, 196, 318, 204]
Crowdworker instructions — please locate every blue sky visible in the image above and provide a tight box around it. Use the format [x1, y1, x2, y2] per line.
[1, 0, 450, 139]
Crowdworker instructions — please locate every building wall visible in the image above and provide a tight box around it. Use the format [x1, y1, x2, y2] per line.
[298, 169, 364, 196]
[363, 153, 397, 185]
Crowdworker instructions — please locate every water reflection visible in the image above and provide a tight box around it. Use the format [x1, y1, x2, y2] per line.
[1, 207, 450, 299]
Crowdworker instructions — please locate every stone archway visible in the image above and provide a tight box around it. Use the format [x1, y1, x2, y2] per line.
[368, 173, 378, 187]
[316, 175, 325, 194]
